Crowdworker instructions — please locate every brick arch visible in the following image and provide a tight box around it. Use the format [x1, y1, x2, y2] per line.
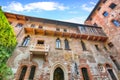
[50, 61, 68, 80]
[79, 64, 93, 80]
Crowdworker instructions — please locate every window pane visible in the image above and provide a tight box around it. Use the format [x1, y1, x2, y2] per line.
[29, 66, 36, 80]
[81, 68, 90, 80]
[103, 11, 108, 17]
[112, 20, 120, 27]
[109, 3, 116, 9]
[19, 66, 27, 80]
[64, 39, 69, 49]
[56, 38, 61, 48]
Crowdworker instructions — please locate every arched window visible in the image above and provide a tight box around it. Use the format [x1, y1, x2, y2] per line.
[81, 40, 86, 51]
[19, 66, 27, 80]
[54, 67, 64, 80]
[22, 35, 30, 46]
[29, 65, 36, 80]
[64, 39, 69, 49]
[56, 38, 61, 48]
[105, 63, 117, 80]
[81, 68, 90, 80]
[110, 56, 120, 70]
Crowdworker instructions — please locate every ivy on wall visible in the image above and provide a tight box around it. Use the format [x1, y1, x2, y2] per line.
[0, 7, 17, 79]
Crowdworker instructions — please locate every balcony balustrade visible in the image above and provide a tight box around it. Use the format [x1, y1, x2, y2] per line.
[30, 44, 49, 56]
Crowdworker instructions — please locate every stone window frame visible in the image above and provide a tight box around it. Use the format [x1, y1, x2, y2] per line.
[103, 11, 109, 17]
[15, 23, 23, 28]
[15, 62, 37, 80]
[112, 19, 120, 27]
[21, 35, 30, 46]
[109, 3, 117, 9]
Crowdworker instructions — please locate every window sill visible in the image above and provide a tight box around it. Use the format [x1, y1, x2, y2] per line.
[18, 45, 28, 47]
[64, 48, 71, 50]
[55, 48, 63, 50]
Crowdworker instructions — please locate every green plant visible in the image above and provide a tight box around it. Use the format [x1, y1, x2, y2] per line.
[0, 7, 17, 80]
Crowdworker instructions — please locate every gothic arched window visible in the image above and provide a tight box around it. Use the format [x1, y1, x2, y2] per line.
[29, 65, 36, 80]
[19, 66, 27, 80]
[81, 40, 86, 51]
[22, 35, 30, 46]
[56, 38, 61, 48]
[81, 68, 90, 80]
[54, 67, 64, 80]
[64, 39, 69, 49]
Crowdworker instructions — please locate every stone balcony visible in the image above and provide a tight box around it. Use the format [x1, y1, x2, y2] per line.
[30, 44, 49, 61]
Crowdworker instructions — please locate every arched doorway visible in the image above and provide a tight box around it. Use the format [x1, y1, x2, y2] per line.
[53, 67, 64, 80]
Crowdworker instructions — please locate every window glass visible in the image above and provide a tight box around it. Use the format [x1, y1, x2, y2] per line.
[112, 20, 120, 27]
[103, 11, 108, 17]
[109, 3, 116, 9]
[56, 38, 61, 48]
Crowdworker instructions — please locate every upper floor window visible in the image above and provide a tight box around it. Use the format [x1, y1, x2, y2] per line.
[109, 3, 117, 9]
[16, 23, 23, 28]
[64, 29, 67, 32]
[112, 20, 120, 27]
[79, 26, 86, 33]
[103, 11, 108, 17]
[29, 65, 36, 80]
[89, 17, 92, 21]
[19, 66, 27, 80]
[97, 7, 101, 11]
[108, 42, 114, 48]
[95, 45, 99, 50]
[81, 40, 86, 51]
[37, 40, 44, 45]
[64, 39, 70, 49]
[56, 38, 61, 48]
[93, 23, 98, 26]
[56, 28, 60, 31]
[103, 0, 107, 3]
[31, 24, 35, 27]
[38, 25, 43, 29]
[22, 35, 30, 46]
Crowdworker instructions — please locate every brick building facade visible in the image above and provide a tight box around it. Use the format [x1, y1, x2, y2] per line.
[85, 0, 120, 79]
[4, 10, 120, 80]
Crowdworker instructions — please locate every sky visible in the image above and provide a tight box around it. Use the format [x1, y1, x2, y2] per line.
[0, 0, 99, 24]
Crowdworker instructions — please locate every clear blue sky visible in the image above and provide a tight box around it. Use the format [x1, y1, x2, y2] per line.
[0, 0, 99, 24]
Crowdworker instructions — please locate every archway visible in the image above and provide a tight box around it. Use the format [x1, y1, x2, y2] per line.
[50, 62, 68, 80]
[53, 67, 64, 80]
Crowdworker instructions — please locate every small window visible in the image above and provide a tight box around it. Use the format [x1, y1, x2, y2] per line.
[16, 23, 23, 27]
[103, 0, 107, 3]
[22, 35, 30, 46]
[81, 40, 86, 51]
[95, 45, 99, 50]
[89, 17, 92, 21]
[37, 40, 44, 45]
[56, 38, 61, 48]
[108, 42, 114, 48]
[98, 64, 105, 72]
[112, 20, 120, 27]
[103, 11, 108, 17]
[97, 7, 101, 11]
[64, 29, 67, 32]
[93, 23, 98, 26]
[64, 39, 70, 49]
[31, 24, 35, 27]
[104, 46, 107, 51]
[56, 28, 60, 31]
[38, 25, 43, 29]
[109, 3, 116, 9]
